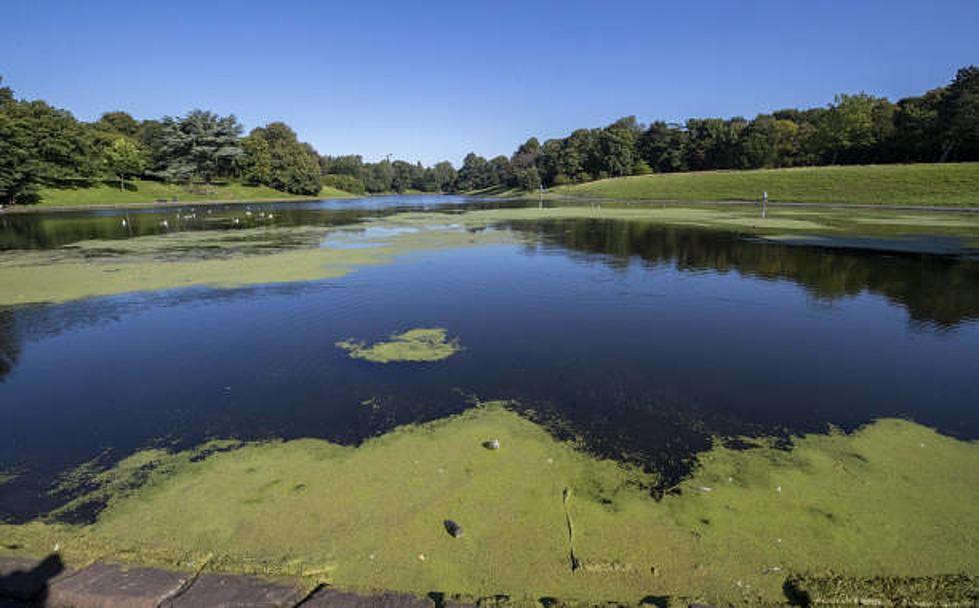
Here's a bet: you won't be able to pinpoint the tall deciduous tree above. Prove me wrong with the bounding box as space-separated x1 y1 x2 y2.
247 122 321 195
103 137 147 190
0 112 40 204
938 66 979 162
238 133 272 185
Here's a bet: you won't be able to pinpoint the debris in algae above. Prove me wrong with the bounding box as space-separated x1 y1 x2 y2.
562 487 581 572
482 439 500 450
689 485 713 493
443 519 464 538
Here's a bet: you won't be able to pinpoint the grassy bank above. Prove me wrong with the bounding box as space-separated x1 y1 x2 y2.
552 163 979 207
2 404 977 605
29 179 356 208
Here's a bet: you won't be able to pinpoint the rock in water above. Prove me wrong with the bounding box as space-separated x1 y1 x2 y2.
482 439 500 450
443 519 463 538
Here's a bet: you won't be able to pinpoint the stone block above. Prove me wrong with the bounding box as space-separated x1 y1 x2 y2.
163 572 303 607
302 587 432 608
46 562 188 608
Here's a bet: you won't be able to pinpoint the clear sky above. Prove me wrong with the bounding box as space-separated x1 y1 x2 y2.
3 0 977 166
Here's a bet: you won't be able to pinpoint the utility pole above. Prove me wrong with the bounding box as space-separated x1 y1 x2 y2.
762 191 768 219
539 183 544 209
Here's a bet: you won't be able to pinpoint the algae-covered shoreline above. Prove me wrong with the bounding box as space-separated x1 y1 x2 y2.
0 403 976 605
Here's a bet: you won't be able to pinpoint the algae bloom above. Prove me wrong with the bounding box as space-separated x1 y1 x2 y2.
336 328 463 363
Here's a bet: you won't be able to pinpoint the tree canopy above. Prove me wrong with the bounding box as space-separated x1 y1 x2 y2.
1 66 977 204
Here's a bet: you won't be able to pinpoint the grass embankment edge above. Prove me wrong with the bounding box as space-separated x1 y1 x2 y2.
550 163 979 207
0 179 359 213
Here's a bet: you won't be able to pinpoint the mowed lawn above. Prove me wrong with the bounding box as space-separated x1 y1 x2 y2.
558 163 979 207
34 179 355 207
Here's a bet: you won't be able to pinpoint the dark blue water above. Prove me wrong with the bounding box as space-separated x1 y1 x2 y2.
1 201 978 521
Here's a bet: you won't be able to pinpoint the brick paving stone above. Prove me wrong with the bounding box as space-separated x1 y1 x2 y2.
302 588 432 608
45 562 188 608
163 572 303 608
0 554 72 601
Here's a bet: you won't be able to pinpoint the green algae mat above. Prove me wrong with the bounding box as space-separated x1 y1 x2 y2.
2 404 977 606
337 328 463 363
1 204 977 307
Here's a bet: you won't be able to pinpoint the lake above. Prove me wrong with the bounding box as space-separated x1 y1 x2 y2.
1 195 978 523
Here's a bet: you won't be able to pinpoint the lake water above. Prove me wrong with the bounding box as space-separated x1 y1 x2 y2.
1 195 978 522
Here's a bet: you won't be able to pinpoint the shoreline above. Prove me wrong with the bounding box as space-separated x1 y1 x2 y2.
5 193 979 215
543 195 979 213
0 194 362 215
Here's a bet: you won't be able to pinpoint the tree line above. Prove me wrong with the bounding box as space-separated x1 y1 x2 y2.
1 66 977 204
455 66 979 192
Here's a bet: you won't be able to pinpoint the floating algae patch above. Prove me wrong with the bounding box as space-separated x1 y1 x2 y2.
336 328 463 363
0 223 515 306
381 204 979 243
0 467 21 485
1 408 977 605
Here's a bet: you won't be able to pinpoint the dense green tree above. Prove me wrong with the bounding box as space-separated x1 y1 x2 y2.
486 155 510 187
95 111 140 138
238 133 273 185
391 160 414 193
0 78 13 106
248 122 321 195
364 159 394 193
888 91 943 162
102 137 147 190
685 117 747 170
321 173 366 194
2 99 97 182
321 154 366 179
741 115 803 168
813 93 895 164
938 66 979 162
456 153 495 191
0 112 40 204
596 117 641 177
430 161 457 192
637 121 688 173
157 110 243 183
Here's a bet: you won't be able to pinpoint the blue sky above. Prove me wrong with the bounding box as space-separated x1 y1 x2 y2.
3 0 977 166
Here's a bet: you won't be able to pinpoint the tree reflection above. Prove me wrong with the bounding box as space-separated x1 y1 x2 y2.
513 219 979 327
0 309 20 382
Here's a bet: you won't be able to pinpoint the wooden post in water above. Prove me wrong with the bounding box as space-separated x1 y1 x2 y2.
762 191 768 219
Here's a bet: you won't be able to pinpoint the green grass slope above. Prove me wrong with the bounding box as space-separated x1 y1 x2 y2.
556 163 979 207
33 179 355 208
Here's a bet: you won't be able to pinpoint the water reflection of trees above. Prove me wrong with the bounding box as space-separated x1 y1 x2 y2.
0 310 20 382
514 219 979 327
0 209 378 250
0 199 523 251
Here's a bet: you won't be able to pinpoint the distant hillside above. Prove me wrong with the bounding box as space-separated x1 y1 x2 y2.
554 163 979 207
